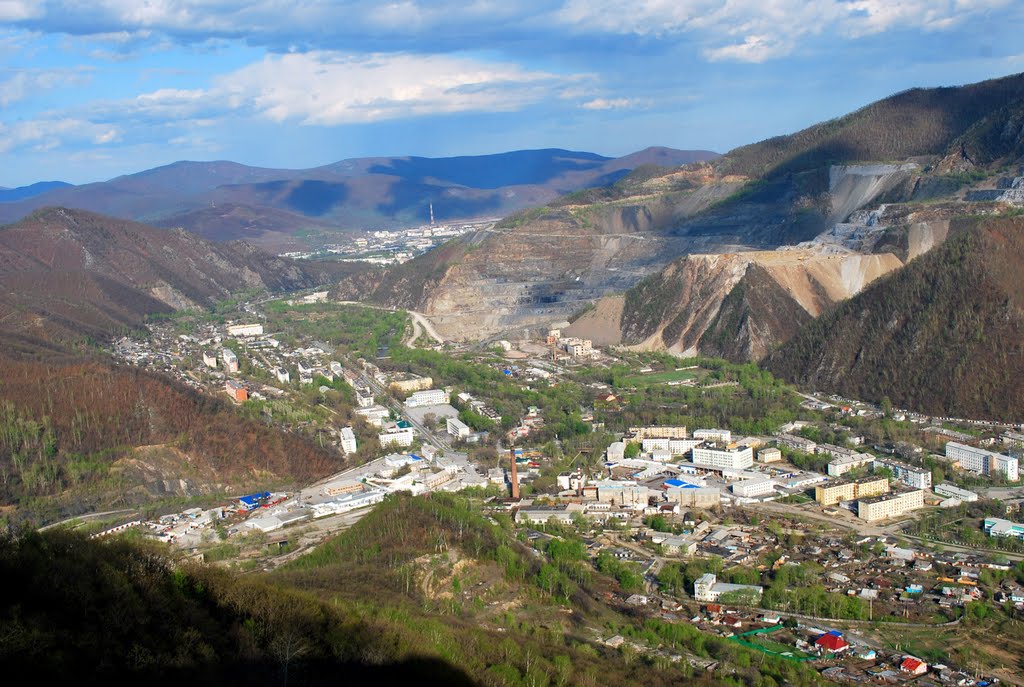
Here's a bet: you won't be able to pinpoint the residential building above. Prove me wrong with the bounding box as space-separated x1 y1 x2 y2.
352 388 374 408
340 426 357 455
692 444 753 470
629 426 688 441
857 489 925 522
1001 431 1024 449
757 447 782 463
404 388 450 407
776 433 817 454
202 351 218 369
876 458 932 489
731 477 776 498
515 505 576 525
329 361 344 376
661 536 696 556
946 441 1020 481
389 375 433 394
446 417 470 439
378 426 415 448
816 443 856 459
815 476 889 506
274 367 290 384
985 517 1024 540
355 405 390 428
693 573 763 603
933 483 978 502
827 452 876 476
694 428 731 443
227 323 263 337
221 348 238 373
224 380 247 403
815 631 850 654
900 658 928 676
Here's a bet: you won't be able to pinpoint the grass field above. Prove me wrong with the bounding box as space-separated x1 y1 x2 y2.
730 628 815 662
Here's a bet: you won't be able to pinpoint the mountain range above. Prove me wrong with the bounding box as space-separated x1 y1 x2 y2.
338 71 1024 418
0 147 717 252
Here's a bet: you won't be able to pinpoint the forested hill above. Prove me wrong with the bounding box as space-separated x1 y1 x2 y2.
0 207 350 349
767 214 1024 420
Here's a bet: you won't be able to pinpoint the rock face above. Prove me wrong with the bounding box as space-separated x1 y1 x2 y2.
584 250 904 360
767 215 1024 421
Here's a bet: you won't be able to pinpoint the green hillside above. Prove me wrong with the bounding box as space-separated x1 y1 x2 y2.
767 214 1024 420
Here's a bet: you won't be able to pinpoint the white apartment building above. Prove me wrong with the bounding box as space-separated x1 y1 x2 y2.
221 348 238 373
776 433 817 453
858 489 925 522
827 453 876 476
379 426 415 448
876 458 932 490
731 477 776 498
945 442 1019 481
694 428 732 443
933 483 978 502
642 437 702 455
202 351 218 369
340 426 357 455
446 417 471 439
356 389 375 408
274 367 290 384
404 388 450 407
692 444 753 470
630 426 688 440
757 448 782 463
693 573 763 603
355 405 390 427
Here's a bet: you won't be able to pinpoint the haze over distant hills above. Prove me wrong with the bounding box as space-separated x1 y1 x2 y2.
0 147 717 252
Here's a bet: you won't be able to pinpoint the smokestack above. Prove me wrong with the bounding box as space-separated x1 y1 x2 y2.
510 449 520 500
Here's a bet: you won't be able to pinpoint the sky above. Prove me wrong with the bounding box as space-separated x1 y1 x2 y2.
1 0 1024 187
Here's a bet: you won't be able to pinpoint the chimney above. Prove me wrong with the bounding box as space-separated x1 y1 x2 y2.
510 449 520 500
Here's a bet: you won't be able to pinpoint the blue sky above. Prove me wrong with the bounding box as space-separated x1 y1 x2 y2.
1 0 1023 187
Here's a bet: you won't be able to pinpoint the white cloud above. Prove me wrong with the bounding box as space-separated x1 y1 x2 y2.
559 0 1015 62
0 67 92 106
581 97 639 110
0 118 118 153
216 51 583 125
0 0 40 21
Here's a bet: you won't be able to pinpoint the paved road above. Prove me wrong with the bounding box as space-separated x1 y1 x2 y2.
39 508 137 531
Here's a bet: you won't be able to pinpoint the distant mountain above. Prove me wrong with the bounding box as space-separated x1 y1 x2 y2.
0 207 347 347
767 215 1024 421
0 148 719 251
340 73 1024 343
0 180 72 203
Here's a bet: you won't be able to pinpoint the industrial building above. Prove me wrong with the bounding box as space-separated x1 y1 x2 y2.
815 476 889 506
595 480 648 507
857 489 925 522
665 482 721 508
984 517 1024 540
227 323 263 337
945 442 1019 481
642 437 701 455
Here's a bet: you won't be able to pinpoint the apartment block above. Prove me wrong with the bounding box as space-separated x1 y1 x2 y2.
815 476 889 506
858 489 925 522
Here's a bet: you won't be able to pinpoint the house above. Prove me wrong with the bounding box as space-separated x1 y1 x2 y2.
815 631 850 653
224 379 247 403
900 657 927 675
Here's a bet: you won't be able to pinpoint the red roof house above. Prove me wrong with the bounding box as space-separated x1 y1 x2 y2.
900 657 927 675
815 631 850 653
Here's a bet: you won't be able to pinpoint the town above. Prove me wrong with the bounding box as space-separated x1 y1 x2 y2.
103 292 1024 685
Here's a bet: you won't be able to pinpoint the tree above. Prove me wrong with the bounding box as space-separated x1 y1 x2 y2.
623 442 641 459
